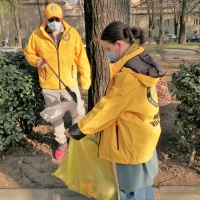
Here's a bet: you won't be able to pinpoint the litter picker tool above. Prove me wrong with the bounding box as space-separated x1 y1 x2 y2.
43 59 77 103
40 59 78 123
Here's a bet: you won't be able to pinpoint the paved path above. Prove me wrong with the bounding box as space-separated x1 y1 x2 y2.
165 48 198 59
1 186 200 200
153 48 198 62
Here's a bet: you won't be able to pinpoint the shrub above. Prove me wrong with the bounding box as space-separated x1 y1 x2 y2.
0 52 44 151
172 62 200 163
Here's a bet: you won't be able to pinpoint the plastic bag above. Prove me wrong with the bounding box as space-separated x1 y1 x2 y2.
40 101 77 123
52 136 117 200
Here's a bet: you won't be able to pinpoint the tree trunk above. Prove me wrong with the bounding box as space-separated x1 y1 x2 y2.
178 0 186 44
159 0 163 45
0 18 3 40
128 0 132 26
178 13 186 44
174 20 178 37
189 133 197 164
174 13 179 37
14 8 22 47
84 0 130 111
189 143 196 163
148 20 153 44
36 0 42 24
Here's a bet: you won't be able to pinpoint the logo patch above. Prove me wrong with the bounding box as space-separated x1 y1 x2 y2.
51 6 57 12
63 33 70 41
147 86 158 107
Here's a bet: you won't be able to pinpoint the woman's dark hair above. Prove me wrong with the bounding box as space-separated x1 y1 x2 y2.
101 21 146 45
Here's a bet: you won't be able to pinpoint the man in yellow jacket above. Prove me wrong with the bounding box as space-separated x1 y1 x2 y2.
24 3 91 159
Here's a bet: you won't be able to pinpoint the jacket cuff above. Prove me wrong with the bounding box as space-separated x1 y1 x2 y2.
68 123 86 140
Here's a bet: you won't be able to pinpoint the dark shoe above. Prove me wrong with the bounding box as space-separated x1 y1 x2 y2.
55 142 67 159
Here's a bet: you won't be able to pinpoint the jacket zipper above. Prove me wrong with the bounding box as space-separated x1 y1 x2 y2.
57 47 61 88
71 65 73 78
55 32 62 89
116 126 119 150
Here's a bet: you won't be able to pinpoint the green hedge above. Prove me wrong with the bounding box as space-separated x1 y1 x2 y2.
0 52 44 151
172 62 200 162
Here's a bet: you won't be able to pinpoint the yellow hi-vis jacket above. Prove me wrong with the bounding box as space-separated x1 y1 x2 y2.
77 47 163 164
24 21 91 90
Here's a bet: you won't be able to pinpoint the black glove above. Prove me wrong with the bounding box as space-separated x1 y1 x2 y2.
68 123 86 140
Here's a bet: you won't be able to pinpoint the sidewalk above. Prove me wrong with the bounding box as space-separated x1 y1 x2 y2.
0 186 200 200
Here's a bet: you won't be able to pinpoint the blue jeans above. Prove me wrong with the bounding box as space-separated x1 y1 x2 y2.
120 186 154 200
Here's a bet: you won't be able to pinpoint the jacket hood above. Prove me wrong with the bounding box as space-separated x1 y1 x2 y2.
124 51 166 87
109 48 165 88
129 70 159 87
125 51 166 78
109 47 144 81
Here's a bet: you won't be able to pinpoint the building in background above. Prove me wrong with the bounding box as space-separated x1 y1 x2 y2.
0 0 199 44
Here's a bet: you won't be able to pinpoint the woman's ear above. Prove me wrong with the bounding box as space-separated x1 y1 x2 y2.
115 41 123 56
116 40 122 48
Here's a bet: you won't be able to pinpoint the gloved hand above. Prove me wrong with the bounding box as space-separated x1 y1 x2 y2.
68 123 86 140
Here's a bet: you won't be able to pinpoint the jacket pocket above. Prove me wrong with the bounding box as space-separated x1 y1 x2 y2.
38 67 46 81
116 126 119 150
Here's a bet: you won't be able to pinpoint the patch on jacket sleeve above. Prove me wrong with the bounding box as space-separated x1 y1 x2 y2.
147 86 158 108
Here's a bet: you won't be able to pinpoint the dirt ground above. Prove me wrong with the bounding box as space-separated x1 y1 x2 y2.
0 52 200 189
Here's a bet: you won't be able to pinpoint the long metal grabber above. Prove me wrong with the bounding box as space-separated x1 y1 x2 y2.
43 59 77 103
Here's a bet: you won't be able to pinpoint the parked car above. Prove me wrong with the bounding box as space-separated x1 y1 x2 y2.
186 36 200 43
164 34 176 40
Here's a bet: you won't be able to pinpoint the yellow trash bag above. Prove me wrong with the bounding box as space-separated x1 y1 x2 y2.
52 136 117 200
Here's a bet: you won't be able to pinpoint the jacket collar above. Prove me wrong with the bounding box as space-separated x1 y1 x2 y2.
109 46 144 81
40 20 71 39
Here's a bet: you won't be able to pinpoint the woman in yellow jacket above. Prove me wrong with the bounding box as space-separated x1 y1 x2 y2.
24 3 91 160
67 21 166 200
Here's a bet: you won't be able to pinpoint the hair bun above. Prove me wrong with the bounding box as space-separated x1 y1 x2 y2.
131 27 146 45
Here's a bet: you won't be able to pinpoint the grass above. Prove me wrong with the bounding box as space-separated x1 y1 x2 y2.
163 43 200 52
144 43 200 55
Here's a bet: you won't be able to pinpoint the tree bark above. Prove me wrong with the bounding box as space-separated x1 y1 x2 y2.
178 12 186 44
148 19 154 44
84 0 130 111
36 0 42 24
0 18 3 40
14 9 22 47
189 134 197 164
178 0 187 44
174 16 178 37
145 1 156 44
159 0 163 45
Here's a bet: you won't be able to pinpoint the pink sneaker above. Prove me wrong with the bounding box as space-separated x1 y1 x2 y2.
55 142 67 159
